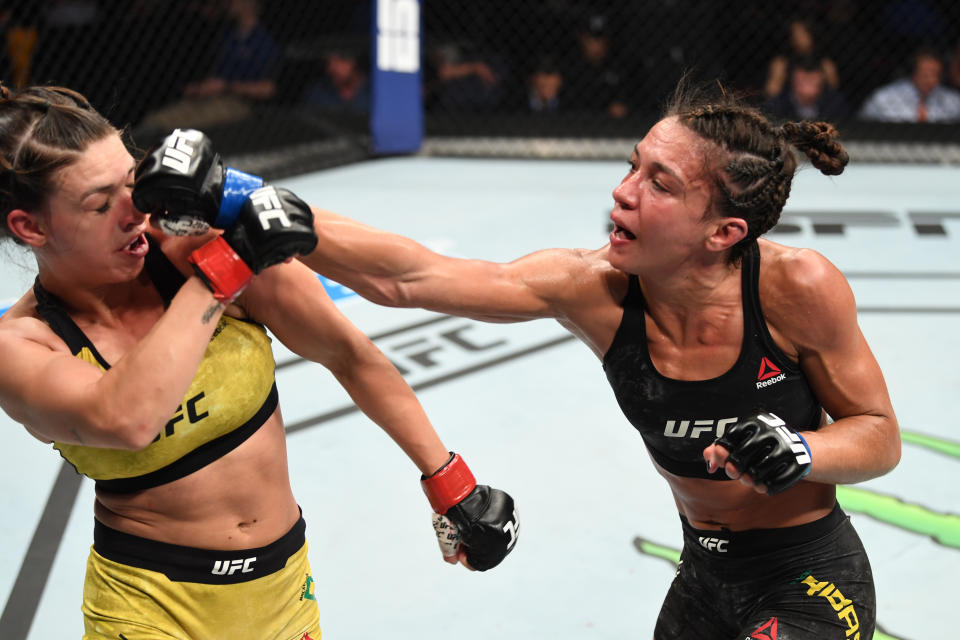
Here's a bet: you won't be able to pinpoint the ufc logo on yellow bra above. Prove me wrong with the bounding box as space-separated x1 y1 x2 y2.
212 557 257 576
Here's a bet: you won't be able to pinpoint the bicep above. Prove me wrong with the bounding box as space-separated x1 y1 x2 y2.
784 268 894 421
0 334 107 443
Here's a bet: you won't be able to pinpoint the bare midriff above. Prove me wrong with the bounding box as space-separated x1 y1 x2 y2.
93 409 301 550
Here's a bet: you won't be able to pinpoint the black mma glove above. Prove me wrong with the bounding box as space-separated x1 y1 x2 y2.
133 128 263 235
421 453 519 571
712 412 812 495
188 186 318 302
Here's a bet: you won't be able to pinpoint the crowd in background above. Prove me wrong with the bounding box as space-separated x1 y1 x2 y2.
3 0 960 143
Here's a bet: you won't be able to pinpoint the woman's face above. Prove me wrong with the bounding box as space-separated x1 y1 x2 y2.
38 133 148 282
608 117 717 275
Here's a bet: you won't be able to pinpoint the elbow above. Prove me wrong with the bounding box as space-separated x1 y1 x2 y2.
884 430 903 474
366 279 415 309
92 406 161 451
121 424 162 451
875 418 902 475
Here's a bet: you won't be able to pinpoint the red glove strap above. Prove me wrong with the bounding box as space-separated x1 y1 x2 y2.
188 236 254 302
421 453 477 514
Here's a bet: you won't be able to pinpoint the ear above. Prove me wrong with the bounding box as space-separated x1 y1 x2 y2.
6 209 48 247
705 217 748 253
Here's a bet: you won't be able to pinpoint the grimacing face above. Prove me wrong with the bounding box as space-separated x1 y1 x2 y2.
607 118 718 275
30 134 147 282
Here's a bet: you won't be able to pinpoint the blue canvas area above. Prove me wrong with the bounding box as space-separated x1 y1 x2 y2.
1 156 957 638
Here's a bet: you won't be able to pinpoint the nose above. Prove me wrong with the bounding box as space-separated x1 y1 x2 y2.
612 173 639 210
119 189 146 230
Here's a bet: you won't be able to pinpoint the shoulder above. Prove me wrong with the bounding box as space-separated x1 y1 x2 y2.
0 309 68 356
936 85 960 103
869 79 908 98
757 239 856 348
758 239 846 301
518 245 626 300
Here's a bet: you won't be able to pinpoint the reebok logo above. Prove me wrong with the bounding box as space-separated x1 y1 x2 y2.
747 617 777 640
756 357 785 389
212 556 257 576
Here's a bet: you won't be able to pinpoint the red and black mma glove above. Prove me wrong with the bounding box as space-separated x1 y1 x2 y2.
188 186 318 302
133 128 263 235
421 452 520 571
712 412 812 495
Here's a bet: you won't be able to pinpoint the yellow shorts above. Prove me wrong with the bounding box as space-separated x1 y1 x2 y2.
81 516 321 640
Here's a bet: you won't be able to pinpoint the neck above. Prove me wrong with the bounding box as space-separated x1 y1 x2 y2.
36 267 153 326
640 255 742 312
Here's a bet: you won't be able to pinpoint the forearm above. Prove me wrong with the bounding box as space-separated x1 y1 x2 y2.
304 209 427 306
802 415 901 485
91 277 226 447
329 349 450 475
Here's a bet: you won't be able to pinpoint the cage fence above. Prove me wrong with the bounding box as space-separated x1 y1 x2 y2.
2 0 959 177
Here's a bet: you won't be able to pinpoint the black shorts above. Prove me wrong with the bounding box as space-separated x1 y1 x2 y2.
655 503 875 640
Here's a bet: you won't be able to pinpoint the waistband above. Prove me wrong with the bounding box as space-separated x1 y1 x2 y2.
93 515 306 585
680 502 845 558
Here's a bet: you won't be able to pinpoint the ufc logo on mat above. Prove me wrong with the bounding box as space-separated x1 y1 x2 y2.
160 129 203 174
250 186 292 230
211 556 257 576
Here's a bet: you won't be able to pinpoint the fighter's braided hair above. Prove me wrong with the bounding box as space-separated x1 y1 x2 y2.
0 83 116 245
665 86 848 264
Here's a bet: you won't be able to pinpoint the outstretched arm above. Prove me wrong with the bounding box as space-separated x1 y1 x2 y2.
243 258 451 473
304 207 586 323
242 259 520 570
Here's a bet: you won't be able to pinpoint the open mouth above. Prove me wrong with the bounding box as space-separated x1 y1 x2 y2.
612 224 636 240
120 232 148 256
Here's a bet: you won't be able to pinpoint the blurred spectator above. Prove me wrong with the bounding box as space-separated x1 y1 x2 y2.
859 47 960 123
526 56 564 113
139 0 279 131
948 39 960 91
425 41 503 112
301 46 370 112
764 56 849 122
2 7 38 88
563 13 628 118
764 18 839 100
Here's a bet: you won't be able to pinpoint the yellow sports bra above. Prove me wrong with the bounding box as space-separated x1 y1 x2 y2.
36 235 278 493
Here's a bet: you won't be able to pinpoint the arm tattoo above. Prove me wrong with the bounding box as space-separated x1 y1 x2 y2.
201 301 223 324
70 428 84 444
